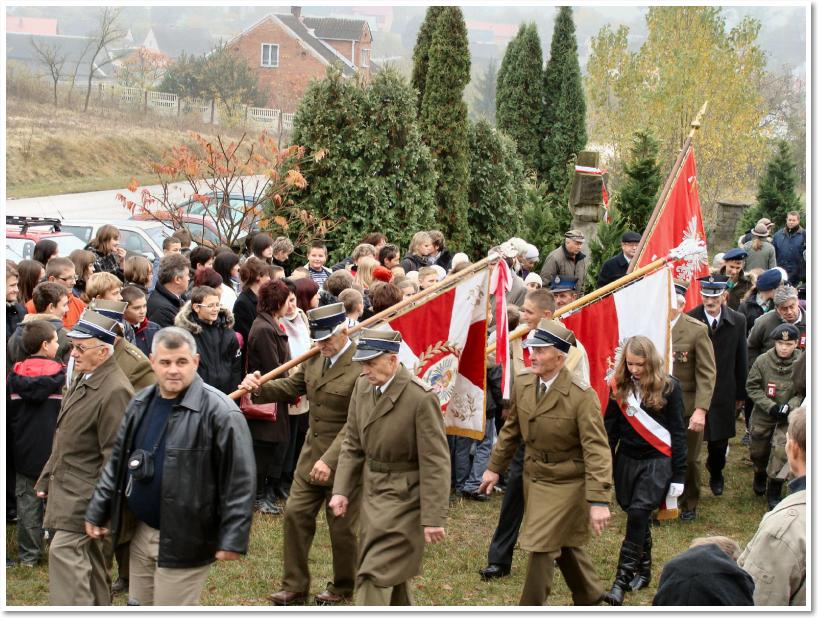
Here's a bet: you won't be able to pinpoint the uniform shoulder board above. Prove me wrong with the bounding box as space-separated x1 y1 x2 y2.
410 375 433 392
124 341 146 359
570 375 591 391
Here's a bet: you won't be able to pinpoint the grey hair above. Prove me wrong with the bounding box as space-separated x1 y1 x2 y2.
151 326 198 355
773 284 798 307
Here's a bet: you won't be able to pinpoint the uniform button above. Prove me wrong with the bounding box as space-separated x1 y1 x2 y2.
314 433 319 437
50 475 54 480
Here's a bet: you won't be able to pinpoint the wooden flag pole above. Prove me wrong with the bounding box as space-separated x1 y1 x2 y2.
228 253 500 400
628 101 708 272
485 254 671 356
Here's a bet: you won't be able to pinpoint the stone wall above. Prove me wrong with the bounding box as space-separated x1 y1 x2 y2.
711 200 749 253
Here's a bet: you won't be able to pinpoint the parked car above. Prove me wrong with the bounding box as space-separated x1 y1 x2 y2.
6 216 88 262
59 219 170 262
130 213 228 249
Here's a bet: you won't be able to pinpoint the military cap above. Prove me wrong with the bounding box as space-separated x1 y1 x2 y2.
308 302 347 341
698 275 729 297
352 327 402 362
523 318 572 353
674 279 691 297
621 231 641 243
769 323 799 342
564 229 585 242
722 248 748 262
550 275 578 293
756 268 782 292
66 309 120 345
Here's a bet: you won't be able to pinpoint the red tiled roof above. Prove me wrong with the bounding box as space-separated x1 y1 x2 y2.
6 15 58 36
465 20 518 39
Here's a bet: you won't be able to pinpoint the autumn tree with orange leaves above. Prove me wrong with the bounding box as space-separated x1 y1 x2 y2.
116 47 170 90
117 131 338 251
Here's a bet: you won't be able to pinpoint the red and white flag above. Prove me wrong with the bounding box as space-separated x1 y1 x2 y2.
388 268 490 440
633 147 709 310
562 268 676 410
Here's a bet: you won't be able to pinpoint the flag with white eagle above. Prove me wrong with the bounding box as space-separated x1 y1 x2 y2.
387 268 489 440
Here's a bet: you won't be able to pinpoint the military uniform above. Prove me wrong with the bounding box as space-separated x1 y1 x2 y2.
746 347 802 494
671 312 716 513
747 309 806 368
257 309 362 604
487 323 612 606
333 342 450 606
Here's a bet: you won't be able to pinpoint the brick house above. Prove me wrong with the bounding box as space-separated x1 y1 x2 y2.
226 6 372 111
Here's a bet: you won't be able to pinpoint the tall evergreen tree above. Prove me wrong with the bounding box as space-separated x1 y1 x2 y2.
541 7 587 194
495 23 544 174
616 129 663 231
736 140 802 236
420 7 472 248
467 119 527 257
410 6 444 115
470 58 498 125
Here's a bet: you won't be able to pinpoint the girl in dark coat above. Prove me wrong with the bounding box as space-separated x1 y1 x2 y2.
246 279 293 514
603 336 687 606
400 231 435 274
232 257 272 349
85 224 126 281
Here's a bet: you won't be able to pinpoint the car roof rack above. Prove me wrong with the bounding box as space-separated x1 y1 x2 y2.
6 215 62 234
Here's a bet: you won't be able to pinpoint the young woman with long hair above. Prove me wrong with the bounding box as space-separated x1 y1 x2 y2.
602 336 687 606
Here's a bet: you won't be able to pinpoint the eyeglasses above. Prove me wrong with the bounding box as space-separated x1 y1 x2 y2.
195 303 220 309
71 343 107 354
57 274 79 283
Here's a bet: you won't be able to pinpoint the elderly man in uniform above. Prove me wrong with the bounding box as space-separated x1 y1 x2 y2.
670 281 717 522
479 320 612 606
596 231 641 288
687 276 747 498
329 328 450 606
747 285 806 365
549 275 580 310
239 303 362 606
34 312 134 605
540 231 588 297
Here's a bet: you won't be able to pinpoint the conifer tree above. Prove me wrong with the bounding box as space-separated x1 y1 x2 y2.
470 58 498 124
495 23 544 174
410 6 444 115
617 129 662 232
736 140 802 236
542 7 587 194
420 7 472 248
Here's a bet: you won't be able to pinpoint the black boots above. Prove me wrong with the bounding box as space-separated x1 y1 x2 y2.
628 527 652 592
753 472 767 496
766 478 783 511
604 540 643 606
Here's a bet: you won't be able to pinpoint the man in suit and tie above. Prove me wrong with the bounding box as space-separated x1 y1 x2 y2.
240 303 363 606
687 276 747 498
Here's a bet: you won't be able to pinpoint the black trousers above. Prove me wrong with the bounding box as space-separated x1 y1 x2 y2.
487 443 525 567
706 438 729 477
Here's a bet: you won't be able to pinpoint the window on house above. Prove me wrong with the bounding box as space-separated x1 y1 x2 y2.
261 43 279 67
360 48 370 68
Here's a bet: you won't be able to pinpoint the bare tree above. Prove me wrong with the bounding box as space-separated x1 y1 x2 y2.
83 7 127 112
66 39 93 107
30 36 67 105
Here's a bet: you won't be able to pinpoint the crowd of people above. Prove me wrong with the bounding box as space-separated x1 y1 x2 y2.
4 214 806 607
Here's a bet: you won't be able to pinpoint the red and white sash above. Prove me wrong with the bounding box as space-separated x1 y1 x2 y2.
616 389 672 457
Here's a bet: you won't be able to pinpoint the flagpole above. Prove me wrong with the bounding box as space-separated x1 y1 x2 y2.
628 101 708 272
485 255 671 355
229 253 500 400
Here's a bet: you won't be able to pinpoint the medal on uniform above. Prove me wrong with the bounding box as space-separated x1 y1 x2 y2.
674 351 688 363
800 335 806 348
766 382 777 398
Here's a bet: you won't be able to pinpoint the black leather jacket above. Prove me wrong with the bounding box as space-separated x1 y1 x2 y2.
85 374 256 568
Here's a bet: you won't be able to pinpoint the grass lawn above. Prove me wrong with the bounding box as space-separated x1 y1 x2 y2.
5 420 766 607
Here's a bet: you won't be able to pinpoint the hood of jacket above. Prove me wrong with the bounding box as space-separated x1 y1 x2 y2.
174 300 235 335
21 312 63 330
8 357 66 401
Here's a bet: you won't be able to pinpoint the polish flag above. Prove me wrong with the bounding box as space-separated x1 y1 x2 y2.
388 268 489 440
561 268 676 410
633 147 709 310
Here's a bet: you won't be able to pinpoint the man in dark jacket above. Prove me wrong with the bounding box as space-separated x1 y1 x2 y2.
147 254 190 328
6 261 27 340
85 326 255 606
739 268 781 334
718 248 752 311
772 211 805 285
687 276 747 497
596 231 640 288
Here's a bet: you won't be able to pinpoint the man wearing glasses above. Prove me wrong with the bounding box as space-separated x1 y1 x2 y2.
24 257 87 330
34 310 134 605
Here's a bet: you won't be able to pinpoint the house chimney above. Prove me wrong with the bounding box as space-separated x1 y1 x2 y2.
291 6 302 20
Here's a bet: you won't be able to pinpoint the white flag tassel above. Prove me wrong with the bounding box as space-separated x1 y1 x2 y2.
490 251 513 400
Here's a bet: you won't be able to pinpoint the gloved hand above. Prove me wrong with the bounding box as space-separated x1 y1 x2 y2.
667 483 684 498
769 403 791 420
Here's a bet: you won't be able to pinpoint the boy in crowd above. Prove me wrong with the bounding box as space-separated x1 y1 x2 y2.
305 242 332 288
122 286 160 358
7 320 66 566
417 266 439 290
338 288 364 328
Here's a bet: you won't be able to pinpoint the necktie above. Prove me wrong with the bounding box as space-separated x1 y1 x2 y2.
375 386 382 401
322 357 330 374
537 382 546 399
711 318 718 333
